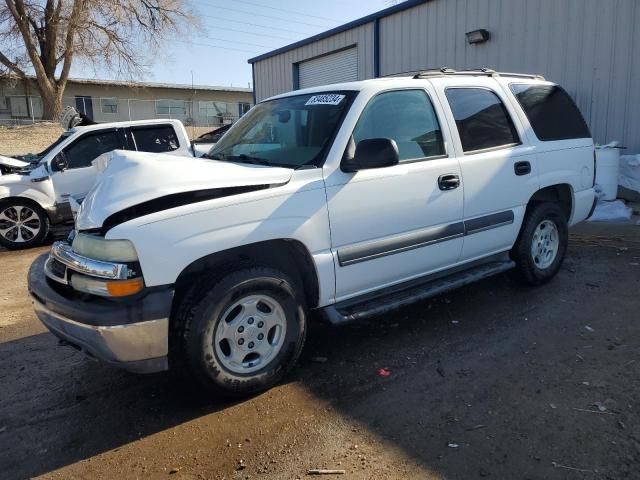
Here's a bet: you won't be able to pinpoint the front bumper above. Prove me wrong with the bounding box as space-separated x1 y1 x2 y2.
28 254 173 373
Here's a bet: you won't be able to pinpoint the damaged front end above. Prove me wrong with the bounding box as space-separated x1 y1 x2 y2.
28 149 294 372
0 155 31 176
76 150 294 231
28 230 173 373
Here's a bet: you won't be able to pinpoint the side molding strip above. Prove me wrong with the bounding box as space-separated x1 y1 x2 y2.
338 223 465 266
464 210 515 235
337 210 515 266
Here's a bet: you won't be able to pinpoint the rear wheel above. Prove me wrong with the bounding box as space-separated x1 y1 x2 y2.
179 267 307 397
511 202 568 285
0 199 50 249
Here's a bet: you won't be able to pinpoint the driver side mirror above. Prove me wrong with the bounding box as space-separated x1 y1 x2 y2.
53 153 68 172
342 138 399 172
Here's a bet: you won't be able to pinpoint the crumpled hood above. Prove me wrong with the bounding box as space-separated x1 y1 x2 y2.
0 164 48 187
77 150 294 230
0 155 30 176
0 154 29 169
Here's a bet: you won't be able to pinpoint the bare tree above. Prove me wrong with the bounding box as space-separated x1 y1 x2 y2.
0 0 194 119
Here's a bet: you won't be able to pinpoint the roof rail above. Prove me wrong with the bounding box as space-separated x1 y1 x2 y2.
408 67 545 81
495 71 546 80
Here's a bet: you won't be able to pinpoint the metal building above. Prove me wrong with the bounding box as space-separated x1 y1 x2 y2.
248 0 640 153
0 76 253 127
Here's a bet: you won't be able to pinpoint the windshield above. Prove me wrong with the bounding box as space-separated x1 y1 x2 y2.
36 132 72 163
207 91 356 168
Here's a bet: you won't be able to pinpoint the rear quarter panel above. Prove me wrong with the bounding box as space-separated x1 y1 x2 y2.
495 78 595 225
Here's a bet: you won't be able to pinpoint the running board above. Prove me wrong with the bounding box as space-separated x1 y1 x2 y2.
322 260 516 325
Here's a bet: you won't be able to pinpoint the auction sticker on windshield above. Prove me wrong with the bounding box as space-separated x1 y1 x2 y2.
305 94 345 106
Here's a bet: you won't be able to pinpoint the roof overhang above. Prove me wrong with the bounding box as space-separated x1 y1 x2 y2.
0 74 252 94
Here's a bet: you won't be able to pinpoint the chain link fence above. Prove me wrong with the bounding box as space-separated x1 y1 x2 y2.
0 94 252 131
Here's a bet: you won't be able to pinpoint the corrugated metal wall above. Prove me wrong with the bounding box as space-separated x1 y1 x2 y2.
253 23 374 101
253 0 639 152
379 0 640 152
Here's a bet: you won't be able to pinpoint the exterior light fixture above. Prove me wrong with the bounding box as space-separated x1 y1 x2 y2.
466 29 491 44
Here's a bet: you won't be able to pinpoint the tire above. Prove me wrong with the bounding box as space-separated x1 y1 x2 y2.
0 199 50 250
178 267 307 398
511 202 568 285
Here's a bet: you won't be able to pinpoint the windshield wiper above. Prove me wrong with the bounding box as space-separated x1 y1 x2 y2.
226 154 271 166
206 152 292 168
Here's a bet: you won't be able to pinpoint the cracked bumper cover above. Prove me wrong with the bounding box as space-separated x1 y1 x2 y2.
28 254 173 373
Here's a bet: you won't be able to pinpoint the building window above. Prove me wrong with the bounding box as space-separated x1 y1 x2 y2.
100 97 118 114
199 100 230 117
156 99 186 116
239 102 251 117
8 96 29 117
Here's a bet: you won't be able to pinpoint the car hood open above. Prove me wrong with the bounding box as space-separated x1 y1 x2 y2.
77 150 294 230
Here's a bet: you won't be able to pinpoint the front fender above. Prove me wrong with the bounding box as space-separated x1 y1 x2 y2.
0 178 56 212
106 172 336 305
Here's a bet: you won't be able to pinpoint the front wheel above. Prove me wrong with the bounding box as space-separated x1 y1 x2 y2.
511 202 568 285
180 267 307 397
0 200 50 249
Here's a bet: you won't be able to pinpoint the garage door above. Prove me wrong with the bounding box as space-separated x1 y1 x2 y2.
298 48 358 89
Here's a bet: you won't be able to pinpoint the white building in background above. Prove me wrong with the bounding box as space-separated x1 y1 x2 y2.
0 76 253 127
249 0 640 153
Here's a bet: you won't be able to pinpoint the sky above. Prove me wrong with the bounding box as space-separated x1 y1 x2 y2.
72 0 395 88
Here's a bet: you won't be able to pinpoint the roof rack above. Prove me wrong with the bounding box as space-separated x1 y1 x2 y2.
410 67 545 81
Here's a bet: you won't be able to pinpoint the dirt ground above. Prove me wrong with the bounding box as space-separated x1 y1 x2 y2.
0 123 64 156
0 123 214 157
1 220 639 480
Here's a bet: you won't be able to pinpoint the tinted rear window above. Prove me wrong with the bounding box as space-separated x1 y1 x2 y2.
131 125 180 153
446 88 520 153
509 84 591 141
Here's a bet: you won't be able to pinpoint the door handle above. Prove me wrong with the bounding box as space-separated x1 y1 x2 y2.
514 161 531 176
438 174 460 191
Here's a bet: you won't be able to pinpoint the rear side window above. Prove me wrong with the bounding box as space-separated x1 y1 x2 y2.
446 88 520 153
510 84 591 141
353 89 445 161
131 125 180 153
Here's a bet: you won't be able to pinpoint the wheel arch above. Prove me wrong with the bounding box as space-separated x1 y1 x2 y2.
0 192 55 222
526 184 573 222
173 238 321 311
0 195 49 216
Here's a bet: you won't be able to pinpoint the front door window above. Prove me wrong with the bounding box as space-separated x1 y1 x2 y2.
58 130 122 170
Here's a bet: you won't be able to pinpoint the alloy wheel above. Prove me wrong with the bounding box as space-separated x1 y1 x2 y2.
0 205 41 244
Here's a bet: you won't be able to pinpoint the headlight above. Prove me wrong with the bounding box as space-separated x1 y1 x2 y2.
72 233 138 262
71 275 144 297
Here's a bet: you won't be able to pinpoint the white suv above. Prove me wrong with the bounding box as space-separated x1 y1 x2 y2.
0 119 206 249
29 69 597 397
